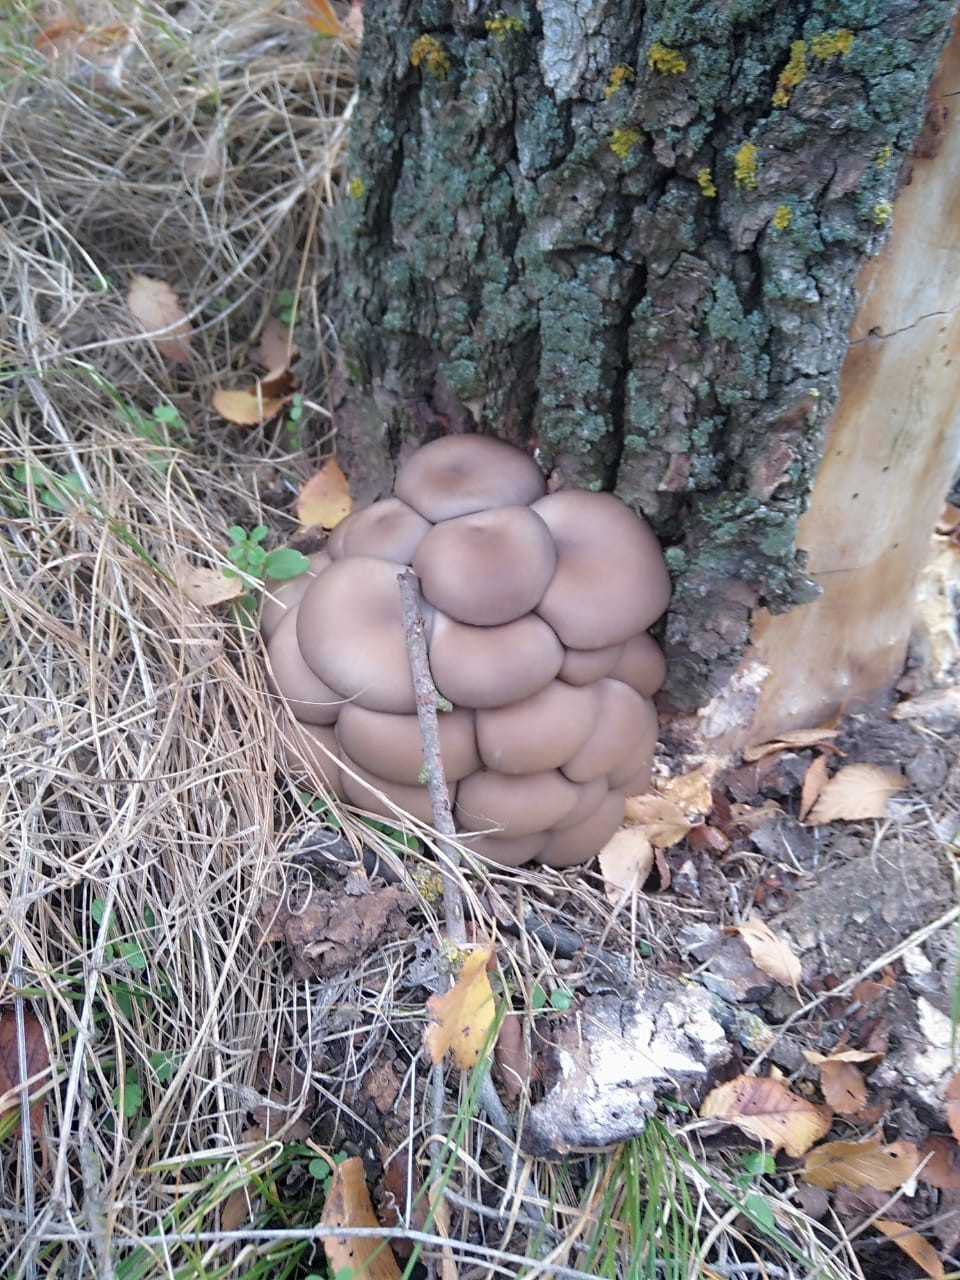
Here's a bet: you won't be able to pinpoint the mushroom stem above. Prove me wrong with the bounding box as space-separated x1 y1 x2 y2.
397 568 467 945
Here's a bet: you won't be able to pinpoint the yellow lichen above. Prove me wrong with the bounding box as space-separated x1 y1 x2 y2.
604 63 635 99
347 176 365 199
646 42 687 75
809 28 855 59
696 167 717 198
771 204 792 231
610 127 642 158
733 141 759 191
484 13 523 41
876 144 892 169
772 39 807 107
410 34 450 77
872 201 893 226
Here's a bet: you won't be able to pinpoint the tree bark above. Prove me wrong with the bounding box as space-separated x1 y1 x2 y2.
336 0 958 726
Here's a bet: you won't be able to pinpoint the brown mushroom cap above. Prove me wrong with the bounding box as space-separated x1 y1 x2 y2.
550 776 609 831
260 551 330 642
562 679 659 783
475 680 597 774
413 506 556 626
295 556 419 713
266 610 344 725
532 491 671 648
327 498 431 565
608 632 667 698
338 749 455 826
456 770 579 837
537 790 626 868
336 703 479 785
558 643 624 686
394 435 546 522
278 718 342 793
462 831 548 867
429 612 564 709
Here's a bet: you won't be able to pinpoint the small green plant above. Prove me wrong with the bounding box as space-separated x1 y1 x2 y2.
531 982 574 1012
732 1149 777 1233
285 392 305 449
275 287 297 325
224 524 309 631
1 461 84 516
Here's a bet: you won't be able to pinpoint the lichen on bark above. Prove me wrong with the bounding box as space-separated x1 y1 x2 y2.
338 0 956 707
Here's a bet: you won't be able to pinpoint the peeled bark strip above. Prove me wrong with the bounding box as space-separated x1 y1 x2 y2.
339 1 956 713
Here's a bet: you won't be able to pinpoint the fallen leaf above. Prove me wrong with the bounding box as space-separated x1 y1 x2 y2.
378 1145 427 1257
946 1073 960 1142
656 766 714 817
743 728 839 762
174 561 244 607
178 131 225 182
212 388 290 426
320 1155 402 1280
494 1011 528 1102
700 1075 832 1157
875 1220 945 1279
296 460 353 530
598 826 654 900
251 319 297 371
729 799 782 830
819 1060 868 1114
35 15 83 56
919 1135 960 1190
849 968 896 1008
220 1187 251 1231
425 948 497 1070
799 753 829 821
687 823 730 854
623 795 691 847
731 918 802 996
802 1137 919 1191
0 1006 47 1142
257 366 299 399
804 764 907 825
304 0 344 36
126 275 193 364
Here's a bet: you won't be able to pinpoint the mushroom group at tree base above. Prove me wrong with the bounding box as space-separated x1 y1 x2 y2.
264 436 671 869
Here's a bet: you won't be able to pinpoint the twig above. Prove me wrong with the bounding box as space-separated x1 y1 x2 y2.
397 568 466 946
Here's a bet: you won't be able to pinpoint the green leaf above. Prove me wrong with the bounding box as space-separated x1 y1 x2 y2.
744 1192 776 1233
264 547 310 580
531 984 547 1011
228 525 247 544
91 899 109 927
308 1157 331 1183
226 545 247 567
250 525 269 543
246 545 267 571
113 1078 143 1118
549 987 574 1011
153 404 179 424
118 940 148 971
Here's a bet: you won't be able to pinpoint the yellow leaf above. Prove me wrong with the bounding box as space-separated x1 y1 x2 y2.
126 274 193 363
732 918 802 996
655 765 714 817
212 388 289 426
804 763 907 825
304 0 344 36
319 1156 402 1280
875 1221 945 1278
174 561 245 607
598 826 654 900
623 794 691 847
296 460 353 530
700 1074 832 1157
425 948 496 1069
803 1137 919 1190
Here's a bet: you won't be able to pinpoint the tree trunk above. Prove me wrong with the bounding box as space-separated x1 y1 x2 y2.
336 0 959 741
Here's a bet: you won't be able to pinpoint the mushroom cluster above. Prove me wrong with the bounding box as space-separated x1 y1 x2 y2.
262 436 671 869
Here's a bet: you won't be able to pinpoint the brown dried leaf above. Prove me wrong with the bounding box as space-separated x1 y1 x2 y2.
743 728 839 762
919 1135 960 1190
729 799 782 830
875 1220 945 1279
623 795 691 847
425 948 497 1070
126 274 193 363
687 823 730 854
803 1137 919 1191
220 1187 251 1231
799 754 829 821
296 460 353 530
804 764 907 825
320 1155 402 1280
212 388 290 426
494 1011 528 1102
0 1006 47 1141
174 561 244 607
732 918 802 996
598 827 654 900
819 1060 868 1114
700 1075 832 1157
946 1073 960 1142
656 766 714 817
257 366 299 399
251 319 297 371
